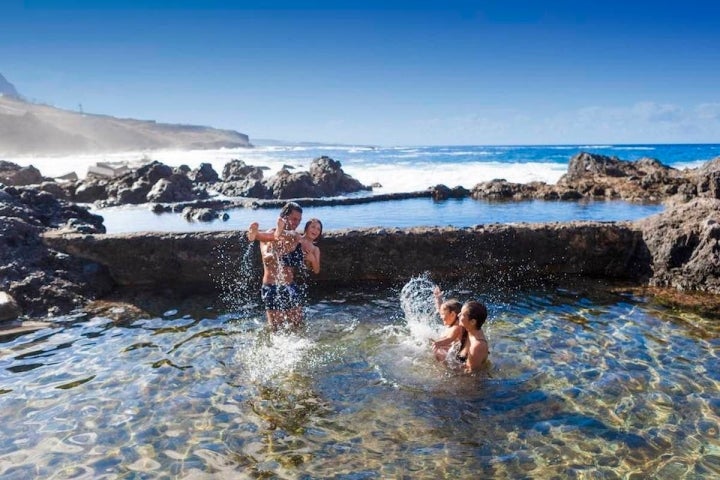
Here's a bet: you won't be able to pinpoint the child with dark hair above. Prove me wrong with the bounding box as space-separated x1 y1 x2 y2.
430 286 464 362
456 300 489 373
274 217 322 274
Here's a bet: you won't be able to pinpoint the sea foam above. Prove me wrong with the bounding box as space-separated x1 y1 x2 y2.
6 143 718 195
4 146 567 194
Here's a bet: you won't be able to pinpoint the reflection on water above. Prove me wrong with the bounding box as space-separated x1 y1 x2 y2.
1 279 719 478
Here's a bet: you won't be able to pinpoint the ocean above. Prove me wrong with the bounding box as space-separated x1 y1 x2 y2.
6 143 720 232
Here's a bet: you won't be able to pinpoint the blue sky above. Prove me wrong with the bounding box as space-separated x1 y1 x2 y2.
2 0 720 145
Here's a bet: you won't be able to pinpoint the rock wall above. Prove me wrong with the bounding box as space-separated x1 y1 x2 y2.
42 222 650 294
638 198 720 293
1 184 111 317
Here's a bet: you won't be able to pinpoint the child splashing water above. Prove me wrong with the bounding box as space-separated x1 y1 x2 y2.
431 284 490 373
430 286 464 361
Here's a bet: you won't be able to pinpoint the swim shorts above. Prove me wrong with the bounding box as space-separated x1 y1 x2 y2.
261 283 302 310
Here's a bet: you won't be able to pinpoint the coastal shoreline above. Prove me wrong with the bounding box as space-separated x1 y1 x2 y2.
3 149 720 322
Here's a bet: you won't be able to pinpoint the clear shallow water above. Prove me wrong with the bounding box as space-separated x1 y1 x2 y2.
94 197 664 234
1 277 718 478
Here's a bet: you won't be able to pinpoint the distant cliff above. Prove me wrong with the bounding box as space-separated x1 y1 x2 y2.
0 95 251 155
0 73 20 98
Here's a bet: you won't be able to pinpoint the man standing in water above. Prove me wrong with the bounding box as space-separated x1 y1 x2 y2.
247 202 305 331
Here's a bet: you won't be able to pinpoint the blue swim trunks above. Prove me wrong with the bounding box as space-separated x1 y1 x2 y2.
261 283 302 310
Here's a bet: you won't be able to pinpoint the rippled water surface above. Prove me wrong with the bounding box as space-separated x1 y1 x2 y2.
1 278 719 478
94 197 664 234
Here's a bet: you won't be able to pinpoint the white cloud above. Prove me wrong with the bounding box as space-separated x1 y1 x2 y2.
631 102 684 123
423 101 720 144
696 103 720 121
309 101 720 145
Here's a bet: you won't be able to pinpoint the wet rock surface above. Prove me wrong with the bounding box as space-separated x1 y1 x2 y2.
638 198 720 294
0 183 112 317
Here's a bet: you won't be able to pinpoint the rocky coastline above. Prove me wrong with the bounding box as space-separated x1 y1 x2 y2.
2 151 720 326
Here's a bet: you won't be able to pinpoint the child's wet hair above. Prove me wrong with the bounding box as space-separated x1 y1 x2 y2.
464 300 488 327
442 298 462 315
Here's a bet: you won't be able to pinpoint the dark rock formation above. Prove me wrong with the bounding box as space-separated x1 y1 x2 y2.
222 159 266 182
0 160 45 186
264 168 316 199
638 198 720 294
430 184 469 200
190 163 220 183
181 206 229 222
0 184 112 316
307 156 370 197
469 152 693 203
261 156 371 199
556 153 686 202
218 178 271 198
65 156 371 206
146 173 196 203
689 157 720 200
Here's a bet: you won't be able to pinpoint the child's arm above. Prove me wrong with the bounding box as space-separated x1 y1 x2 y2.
432 325 462 348
247 222 259 241
274 216 286 240
433 286 443 313
301 240 321 274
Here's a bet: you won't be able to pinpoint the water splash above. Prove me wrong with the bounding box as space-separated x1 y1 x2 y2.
233 329 316 385
212 238 261 313
399 273 444 343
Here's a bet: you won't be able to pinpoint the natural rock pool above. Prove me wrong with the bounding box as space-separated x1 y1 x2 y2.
1 277 718 478
92 197 664 234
